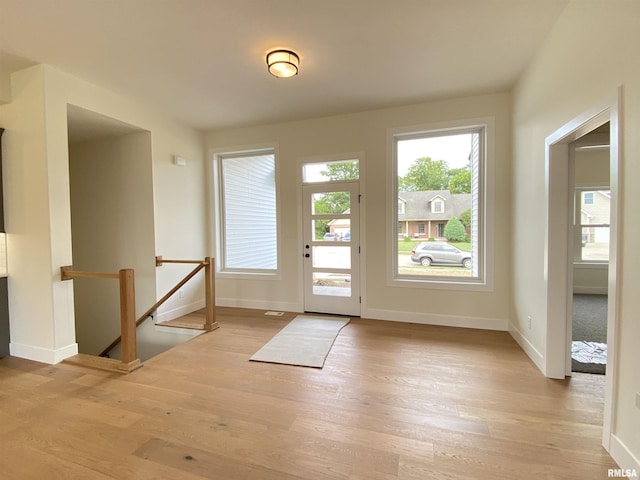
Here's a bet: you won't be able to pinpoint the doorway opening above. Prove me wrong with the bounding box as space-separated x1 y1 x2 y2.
545 94 620 451
569 124 610 375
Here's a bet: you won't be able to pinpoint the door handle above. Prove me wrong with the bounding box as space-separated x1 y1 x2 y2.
305 253 310 258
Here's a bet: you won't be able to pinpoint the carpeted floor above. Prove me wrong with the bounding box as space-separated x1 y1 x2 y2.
572 294 607 374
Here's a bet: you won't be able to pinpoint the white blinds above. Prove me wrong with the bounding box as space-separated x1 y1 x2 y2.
470 132 480 278
221 151 277 271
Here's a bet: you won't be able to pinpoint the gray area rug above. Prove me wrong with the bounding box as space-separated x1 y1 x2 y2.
250 315 350 368
572 294 607 375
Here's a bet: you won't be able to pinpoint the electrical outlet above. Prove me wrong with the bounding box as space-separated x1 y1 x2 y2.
527 315 532 330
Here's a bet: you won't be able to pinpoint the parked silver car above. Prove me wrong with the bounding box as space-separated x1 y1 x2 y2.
410 242 472 268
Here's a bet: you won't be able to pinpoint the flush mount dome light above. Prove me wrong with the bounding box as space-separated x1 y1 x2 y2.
266 49 300 78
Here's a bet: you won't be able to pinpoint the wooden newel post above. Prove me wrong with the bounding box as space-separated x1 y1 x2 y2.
118 268 139 367
204 257 219 331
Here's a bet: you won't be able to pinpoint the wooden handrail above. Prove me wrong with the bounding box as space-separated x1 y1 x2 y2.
60 265 141 373
156 256 207 266
99 256 218 357
61 265 119 280
136 262 205 327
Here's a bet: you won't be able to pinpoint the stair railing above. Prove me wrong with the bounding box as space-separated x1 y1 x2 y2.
98 256 218 357
60 265 141 372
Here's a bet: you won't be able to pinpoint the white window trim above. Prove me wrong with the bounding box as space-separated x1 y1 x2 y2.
210 143 282 280
386 117 495 292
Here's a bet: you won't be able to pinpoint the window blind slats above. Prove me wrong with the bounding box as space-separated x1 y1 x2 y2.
221 152 277 271
470 133 480 277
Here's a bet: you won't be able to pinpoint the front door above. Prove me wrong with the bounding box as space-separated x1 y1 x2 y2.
302 182 360 316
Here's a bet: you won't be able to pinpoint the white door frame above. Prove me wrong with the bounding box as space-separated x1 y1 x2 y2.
296 153 365 317
544 89 620 451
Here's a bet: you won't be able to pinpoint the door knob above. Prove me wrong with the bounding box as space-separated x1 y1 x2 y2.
305 253 310 258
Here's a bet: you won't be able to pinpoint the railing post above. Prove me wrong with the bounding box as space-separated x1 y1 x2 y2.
204 257 219 331
119 268 139 366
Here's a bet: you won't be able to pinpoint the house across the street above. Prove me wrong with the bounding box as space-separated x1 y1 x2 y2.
397 190 471 240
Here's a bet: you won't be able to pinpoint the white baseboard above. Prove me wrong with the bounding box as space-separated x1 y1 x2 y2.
610 434 640 477
156 300 206 323
9 342 78 364
217 296 302 313
364 308 508 331
507 323 545 373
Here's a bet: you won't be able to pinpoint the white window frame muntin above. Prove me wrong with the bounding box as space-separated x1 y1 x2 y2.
211 143 282 279
387 117 495 291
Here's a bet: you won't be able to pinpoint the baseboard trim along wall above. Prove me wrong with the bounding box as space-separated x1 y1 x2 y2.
217 297 302 314
507 323 545 373
156 299 206 323
9 341 78 364
610 434 640 478
363 308 508 330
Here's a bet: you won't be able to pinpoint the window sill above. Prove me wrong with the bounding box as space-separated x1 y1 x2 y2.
389 276 492 292
217 270 281 281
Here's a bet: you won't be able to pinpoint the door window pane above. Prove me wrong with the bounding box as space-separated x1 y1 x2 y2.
303 160 359 183
312 246 351 269
311 192 351 215
312 272 351 297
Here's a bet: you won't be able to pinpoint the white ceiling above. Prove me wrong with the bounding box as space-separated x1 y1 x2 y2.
0 0 568 133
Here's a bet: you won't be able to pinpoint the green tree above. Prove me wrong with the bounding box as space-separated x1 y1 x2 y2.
313 162 357 238
459 208 471 230
320 161 359 181
312 191 351 239
398 157 449 192
444 216 466 242
447 167 471 194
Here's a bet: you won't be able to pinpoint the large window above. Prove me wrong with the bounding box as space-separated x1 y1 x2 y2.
216 148 278 274
391 125 486 286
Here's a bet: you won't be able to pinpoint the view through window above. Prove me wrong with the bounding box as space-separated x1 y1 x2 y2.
394 128 484 282
574 189 610 263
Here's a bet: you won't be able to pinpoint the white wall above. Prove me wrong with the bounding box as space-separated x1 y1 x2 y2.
0 64 207 363
206 92 512 329
69 132 156 356
511 0 640 468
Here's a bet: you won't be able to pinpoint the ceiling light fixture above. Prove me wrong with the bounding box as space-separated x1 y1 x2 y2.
266 49 300 78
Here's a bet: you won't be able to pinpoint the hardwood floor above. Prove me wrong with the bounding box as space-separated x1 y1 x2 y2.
0 307 617 479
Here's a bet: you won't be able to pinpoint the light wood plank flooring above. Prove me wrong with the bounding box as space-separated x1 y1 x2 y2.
0 307 617 479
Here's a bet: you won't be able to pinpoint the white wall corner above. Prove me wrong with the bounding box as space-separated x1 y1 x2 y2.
9 342 78 364
156 299 206 324
610 434 640 477
507 322 545 374
364 308 508 331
